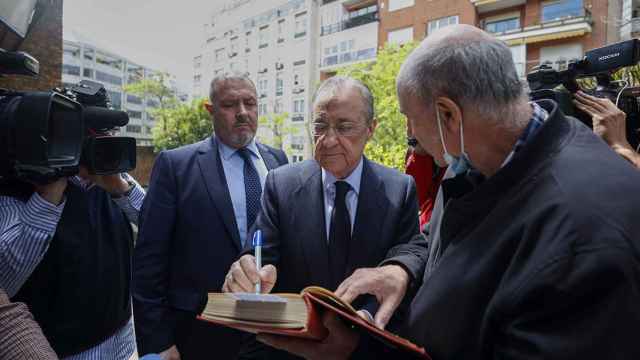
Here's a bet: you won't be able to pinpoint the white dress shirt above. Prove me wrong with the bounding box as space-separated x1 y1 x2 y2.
321 157 364 240
218 138 269 246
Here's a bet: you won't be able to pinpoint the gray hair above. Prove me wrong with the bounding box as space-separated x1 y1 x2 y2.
397 31 527 123
313 76 375 124
209 71 256 102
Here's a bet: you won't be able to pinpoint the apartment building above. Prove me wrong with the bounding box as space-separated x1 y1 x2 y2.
378 0 621 77
62 31 176 146
194 0 318 162
318 0 380 81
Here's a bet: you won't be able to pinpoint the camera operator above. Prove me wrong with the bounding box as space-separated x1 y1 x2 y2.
573 91 640 168
0 163 145 359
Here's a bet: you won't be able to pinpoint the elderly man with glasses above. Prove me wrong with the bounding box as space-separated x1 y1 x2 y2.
222 76 428 360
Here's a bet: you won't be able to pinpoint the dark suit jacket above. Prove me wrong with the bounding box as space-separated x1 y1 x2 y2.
248 157 425 302
132 136 288 355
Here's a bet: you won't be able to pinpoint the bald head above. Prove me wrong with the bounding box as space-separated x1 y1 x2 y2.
397 24 525 122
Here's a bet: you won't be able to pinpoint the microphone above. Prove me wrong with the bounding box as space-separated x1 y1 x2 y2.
83 106 129 129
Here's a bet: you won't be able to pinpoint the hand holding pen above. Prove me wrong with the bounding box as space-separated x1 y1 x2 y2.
222 230 278 294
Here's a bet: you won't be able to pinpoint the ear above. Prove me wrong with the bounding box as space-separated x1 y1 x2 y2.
204 102 214 114
366 119 377 141
435 97 462 134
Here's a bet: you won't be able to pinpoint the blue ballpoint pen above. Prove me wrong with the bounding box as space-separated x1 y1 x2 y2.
253 230 262 294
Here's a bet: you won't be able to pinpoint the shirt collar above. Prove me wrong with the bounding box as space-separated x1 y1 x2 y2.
321 157 364 196
218 137 261 161
501 102 548 168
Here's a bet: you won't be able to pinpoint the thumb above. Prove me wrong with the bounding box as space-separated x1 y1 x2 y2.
259 264 277 293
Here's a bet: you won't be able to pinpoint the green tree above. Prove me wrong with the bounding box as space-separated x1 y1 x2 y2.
258 112 299 152
123 72 178 131
336 42 418 171
151 98 212 152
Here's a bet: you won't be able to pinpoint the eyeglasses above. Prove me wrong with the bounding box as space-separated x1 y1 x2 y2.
312 121 365 137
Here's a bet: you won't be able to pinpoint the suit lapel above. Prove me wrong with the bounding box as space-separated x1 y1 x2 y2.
197 137 243 252
348 158 387 275
257 143 280 170
297 162 332 288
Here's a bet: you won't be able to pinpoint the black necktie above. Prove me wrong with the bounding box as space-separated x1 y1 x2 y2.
238 148 262 243
329 181 351 290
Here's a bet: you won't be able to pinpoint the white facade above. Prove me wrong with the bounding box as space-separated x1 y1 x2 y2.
318 0 379 74
193 0 381 162
621 0 640 40
62 32 175 147
194 0 318 162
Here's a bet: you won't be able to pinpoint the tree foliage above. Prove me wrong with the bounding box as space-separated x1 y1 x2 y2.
258 112 299 152
336 42 418 171
151 98 212 151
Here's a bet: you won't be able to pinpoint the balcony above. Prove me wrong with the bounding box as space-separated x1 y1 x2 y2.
632 18 640 38
321 11 379 36
494 9 592 46
470 0 526 14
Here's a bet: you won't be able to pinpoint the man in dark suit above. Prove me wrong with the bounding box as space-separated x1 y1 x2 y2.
133 72 288 359
223 76 427 358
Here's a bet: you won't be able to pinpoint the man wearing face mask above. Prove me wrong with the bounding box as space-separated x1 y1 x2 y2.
223 76 427 359
132 73 288 360
257 25 640 360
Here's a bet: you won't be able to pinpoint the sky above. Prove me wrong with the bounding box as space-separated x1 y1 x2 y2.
63 0 225 92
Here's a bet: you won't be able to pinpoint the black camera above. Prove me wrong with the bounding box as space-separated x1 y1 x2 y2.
0 49 136 183
527 39 640 149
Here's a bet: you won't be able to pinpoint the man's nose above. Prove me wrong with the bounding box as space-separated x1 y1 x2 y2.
237 102 248 116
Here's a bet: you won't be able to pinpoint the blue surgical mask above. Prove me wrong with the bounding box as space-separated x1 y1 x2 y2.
435 107 472 175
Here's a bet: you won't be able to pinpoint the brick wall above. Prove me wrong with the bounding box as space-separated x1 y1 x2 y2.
128 146 157 187
378 0 477 47
0 0 63 91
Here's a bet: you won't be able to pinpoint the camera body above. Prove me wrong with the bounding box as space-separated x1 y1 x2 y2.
0 49 136 183
527 39 640 149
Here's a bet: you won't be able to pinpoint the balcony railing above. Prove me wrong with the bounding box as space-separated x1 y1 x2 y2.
321 11 379 36
491 8 592 45
470 0 526 14
631 17 640 36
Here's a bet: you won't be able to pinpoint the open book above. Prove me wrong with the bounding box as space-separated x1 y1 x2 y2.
198 286 431 359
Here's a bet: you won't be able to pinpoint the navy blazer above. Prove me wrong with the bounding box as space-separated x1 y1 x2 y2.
132 136 287 354
248 158 425 299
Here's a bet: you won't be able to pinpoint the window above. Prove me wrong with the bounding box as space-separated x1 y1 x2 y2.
258 78 268 93
293 99 305 113
83 48 95 61
323 55 338 66
127 65 143 84
542 0 583 22
83 68 94 78
484 16 520 33
428 15 459 35
230 62 237 71
540 43 583 71
277 19 285 37
294 12 307 38
230 37 239 56
107 90 122 110
62 64 80 76
63 44 80 59
291 136 305 151
125 125 142 133
245 31 252 48
127 94 143 105
194 74 202 85
275 100 283 113
95 52 123 71
127 110 142 119
388 0 415 12
215 48 225 62
276 73 284 96
194 55 202 68
388 26 413 45
147 99 159 108
95 70 122 85
259 26 269 48
258 103 268 116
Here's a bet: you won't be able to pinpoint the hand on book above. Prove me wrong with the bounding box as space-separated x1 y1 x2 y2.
336 265 410 329
257 311 360 360
222 254 277 293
